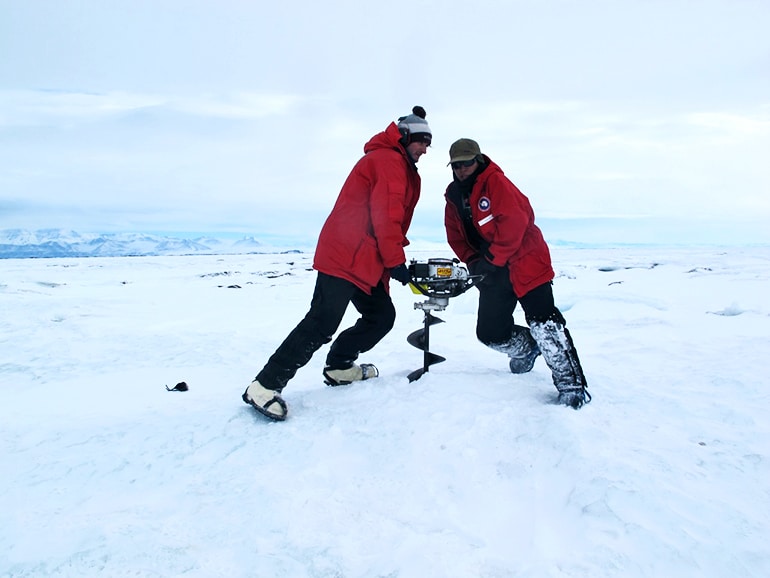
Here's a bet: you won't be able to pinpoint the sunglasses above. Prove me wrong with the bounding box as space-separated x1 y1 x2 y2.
451 159 476 170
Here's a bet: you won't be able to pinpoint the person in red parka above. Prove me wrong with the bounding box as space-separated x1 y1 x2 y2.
242 106 431 421
444 138 590 409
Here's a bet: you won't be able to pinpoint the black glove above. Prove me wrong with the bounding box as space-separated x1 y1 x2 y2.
390 263 411 285
468 257 503 284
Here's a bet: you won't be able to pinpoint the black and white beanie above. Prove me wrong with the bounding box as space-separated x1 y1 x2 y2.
397 106 432 145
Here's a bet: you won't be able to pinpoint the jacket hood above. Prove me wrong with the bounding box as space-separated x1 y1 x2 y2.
474 155 503 183
364 122 407 156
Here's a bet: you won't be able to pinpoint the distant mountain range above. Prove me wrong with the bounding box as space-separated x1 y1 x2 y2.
0 229 302 259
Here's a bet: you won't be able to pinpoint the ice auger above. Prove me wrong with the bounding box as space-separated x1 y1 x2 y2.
405 258 481 382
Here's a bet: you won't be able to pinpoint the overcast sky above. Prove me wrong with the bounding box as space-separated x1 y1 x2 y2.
1 0 769 245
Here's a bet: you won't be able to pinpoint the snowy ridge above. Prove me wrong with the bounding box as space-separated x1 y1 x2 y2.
0 229 283 259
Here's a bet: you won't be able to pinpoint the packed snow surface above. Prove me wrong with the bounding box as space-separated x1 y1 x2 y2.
1 246 768 577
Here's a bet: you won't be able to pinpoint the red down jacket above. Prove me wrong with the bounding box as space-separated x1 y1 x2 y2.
313 122 421 294
444 156 554 298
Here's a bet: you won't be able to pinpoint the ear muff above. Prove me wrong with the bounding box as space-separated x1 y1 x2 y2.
398 124 410 146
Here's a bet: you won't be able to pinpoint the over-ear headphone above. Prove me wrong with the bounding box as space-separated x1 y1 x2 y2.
397 119 410 146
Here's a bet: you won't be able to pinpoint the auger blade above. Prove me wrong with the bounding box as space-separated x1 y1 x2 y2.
407 328 425 349
407 352 446 382
407 368 426 382
406 314 444 349
426 313 445 327
407 351 446 383
425 351 446 366
407 310 448 382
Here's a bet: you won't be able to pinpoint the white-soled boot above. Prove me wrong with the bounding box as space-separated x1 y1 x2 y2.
323 363 379 386
242 380 288 421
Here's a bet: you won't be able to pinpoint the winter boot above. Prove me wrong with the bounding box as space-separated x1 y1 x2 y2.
323 363 379 386
242 380 288 421
488 324 541 374
556 389 588 410
529 318 591 409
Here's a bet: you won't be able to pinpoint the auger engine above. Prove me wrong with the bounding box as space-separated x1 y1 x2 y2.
406 258 481 382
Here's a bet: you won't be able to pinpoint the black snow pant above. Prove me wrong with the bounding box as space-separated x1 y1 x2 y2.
255 272 396 391
475 266 587 393
475 266 556 345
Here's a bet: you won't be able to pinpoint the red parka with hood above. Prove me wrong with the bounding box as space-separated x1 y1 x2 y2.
444 156 554 298
314 123 420 294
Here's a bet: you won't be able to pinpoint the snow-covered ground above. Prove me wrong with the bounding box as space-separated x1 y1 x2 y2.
1 245 768 577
